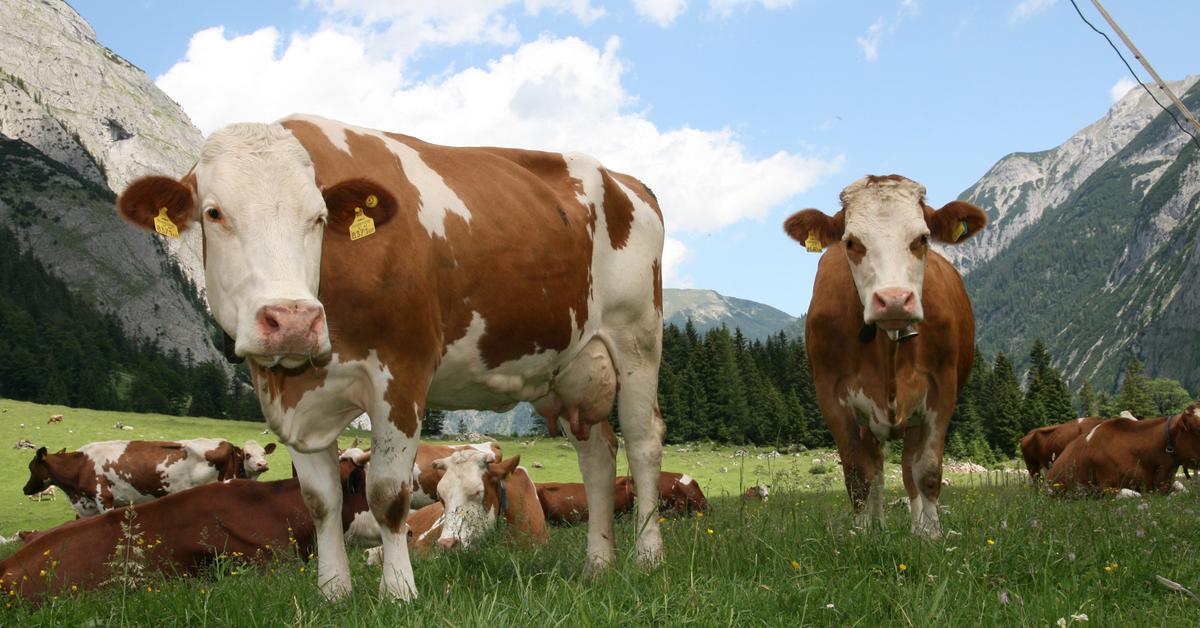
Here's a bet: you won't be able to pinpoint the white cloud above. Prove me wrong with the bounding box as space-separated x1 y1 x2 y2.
708 0 795 19
633 0 688 27
856 18 885 62
662 237 692 287
158 19 840 286
1110 77 1138 103
1009 0 1056 24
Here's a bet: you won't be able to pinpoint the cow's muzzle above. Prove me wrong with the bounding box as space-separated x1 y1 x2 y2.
238 299 331 366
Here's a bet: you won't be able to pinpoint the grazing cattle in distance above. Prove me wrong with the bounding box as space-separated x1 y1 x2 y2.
537 477 636 525
654 472 709 515
786 175 987 537
1020 417 1105 480
117 114 665 600
744 484 770 501
22 439 276 517
1047 406 1200 495
0 459 368 604
366 466 548 563
47 414 63 424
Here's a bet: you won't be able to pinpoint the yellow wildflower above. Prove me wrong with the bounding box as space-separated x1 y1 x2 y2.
987 539 995 545
899 564 908 572
790 560 800 570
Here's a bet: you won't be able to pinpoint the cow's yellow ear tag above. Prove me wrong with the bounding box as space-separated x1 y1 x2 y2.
953 220 968 242
349 207 376 241
804 230 823 253
153 207 179 238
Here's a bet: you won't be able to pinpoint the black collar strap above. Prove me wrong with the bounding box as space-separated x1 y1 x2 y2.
496 476 508 515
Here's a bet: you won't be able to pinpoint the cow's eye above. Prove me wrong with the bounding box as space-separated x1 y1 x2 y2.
205 207 222 221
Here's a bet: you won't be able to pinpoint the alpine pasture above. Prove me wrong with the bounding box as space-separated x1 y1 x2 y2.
2 398 1199 624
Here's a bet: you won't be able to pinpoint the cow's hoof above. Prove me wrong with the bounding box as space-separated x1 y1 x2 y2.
318 578 352 602
582 554 615 577
379 580 418 602
635 545 665 569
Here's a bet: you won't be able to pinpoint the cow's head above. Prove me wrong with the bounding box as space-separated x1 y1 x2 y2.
785 175 986 331
116 122 397 368
22 447 57 496
432 450 520 550
241 441 277 478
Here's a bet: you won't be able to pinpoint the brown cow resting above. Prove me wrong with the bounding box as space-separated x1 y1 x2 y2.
0 459 367 602
1047 406 1200 495
655 472 709 515
1019 417 1104 480
785 175 987 537
537 477 636 525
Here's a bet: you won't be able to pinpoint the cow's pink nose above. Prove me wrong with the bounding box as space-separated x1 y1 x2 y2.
438 537 458 550
257 463 268 470
255 302 325 351
871 288 916 318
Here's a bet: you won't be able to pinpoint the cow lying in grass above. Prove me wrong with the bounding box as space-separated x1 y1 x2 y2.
1019 417 1104 480
1047 406 1200 495
365 465 546 563
1 458 367 603
23 439 277 517
537 472 708 524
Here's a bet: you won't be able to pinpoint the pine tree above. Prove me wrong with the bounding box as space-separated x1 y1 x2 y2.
1077 379 1099 416
1115 358 1157 418
984 352 1024 456
455 416 468 435
423 409 446 436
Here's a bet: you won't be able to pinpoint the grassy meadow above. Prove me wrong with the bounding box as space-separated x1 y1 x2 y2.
2 398 1199 625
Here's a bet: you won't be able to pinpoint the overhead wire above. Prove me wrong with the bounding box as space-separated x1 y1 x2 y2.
1068 0 1200 151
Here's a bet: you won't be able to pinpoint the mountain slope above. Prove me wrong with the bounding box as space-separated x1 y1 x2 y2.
663 288 801 340
959 78 1200 391
0 0 217 365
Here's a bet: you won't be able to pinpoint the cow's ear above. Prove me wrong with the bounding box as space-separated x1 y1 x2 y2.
263 443 277 455
35 447 47 461
784 209 844 251
55 448 67 455
432 458 448 471
321 179 397 237
117 176 196 234
488 455 520 479
925 200 987 244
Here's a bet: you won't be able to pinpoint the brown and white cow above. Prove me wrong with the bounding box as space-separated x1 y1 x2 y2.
22 438 276 517
116 115 665 600
1020 417 1105 480
653 472 709 515
1047 406 1200 495
47 414 63 424
537 476 636 525
785 174 986 537
0 458 368 603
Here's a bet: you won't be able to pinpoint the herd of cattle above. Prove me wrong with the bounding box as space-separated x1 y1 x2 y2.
3 112 1188 607
1 428 708 602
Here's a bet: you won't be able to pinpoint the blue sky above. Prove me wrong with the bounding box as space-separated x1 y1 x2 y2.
70 0 1200 316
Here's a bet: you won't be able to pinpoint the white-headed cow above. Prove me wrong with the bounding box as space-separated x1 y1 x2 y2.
116 115 665 600
785 174 986 537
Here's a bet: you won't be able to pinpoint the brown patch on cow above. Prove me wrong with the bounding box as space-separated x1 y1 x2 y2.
610 171 662 223
250 362 327 413
651 259 663 314
1020 418 1103 479
381 485 412 533
203 441 244 480
101 442 188 501
600 169 635 249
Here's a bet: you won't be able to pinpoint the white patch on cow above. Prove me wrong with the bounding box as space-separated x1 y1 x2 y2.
1076 417 1087 423
679 474 695 486
839 176 930 326
564 152 605 220
1085 425 1102 443
417 513 446 543
435 450 499 549
841 388 891 442
345 510 382 546
410 462 435 508
1119 410 1137 420
1116 488 1142 499
287 113 352 154
427 311 558 410
157 438 225 493
261 351 390 452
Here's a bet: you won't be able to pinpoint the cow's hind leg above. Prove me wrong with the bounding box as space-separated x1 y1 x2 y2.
901 417 947 538
610 331 666 567
290 445 352 599
368 404 420 601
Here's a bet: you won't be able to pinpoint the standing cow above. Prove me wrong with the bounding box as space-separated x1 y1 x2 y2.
23 438 276 517
785 175 986 537
116 115 665 600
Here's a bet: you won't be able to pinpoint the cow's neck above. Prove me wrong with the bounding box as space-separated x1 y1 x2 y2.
47 452 90 498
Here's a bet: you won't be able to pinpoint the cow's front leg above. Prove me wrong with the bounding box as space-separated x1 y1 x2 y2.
368 401 420 601
290 445 352 599
834 424 886 529
902 417 946 538
563 417 618 573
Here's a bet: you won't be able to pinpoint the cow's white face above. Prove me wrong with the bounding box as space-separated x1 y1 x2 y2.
783 175 988 331
194 124 331 368
241 440 277 479
839 177 930 330
432 451 519 550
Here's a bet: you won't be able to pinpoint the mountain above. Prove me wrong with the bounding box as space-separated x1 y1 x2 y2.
663 288 802 340
954 77 1200 392
0 0 219 365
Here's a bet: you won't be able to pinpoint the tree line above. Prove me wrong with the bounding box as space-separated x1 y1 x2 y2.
0 226 262 420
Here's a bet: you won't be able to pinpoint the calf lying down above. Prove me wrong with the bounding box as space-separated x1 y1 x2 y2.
1 460 367 602
537 472 709 525
365 466 547 563
1048 406 1200 495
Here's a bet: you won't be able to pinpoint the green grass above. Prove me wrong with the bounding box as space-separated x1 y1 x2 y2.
2 398 1199 624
